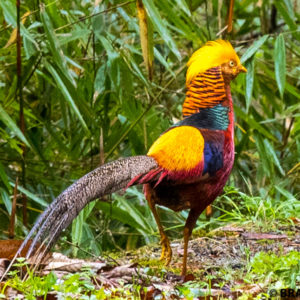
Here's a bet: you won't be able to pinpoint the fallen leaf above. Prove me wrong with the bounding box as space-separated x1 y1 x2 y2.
220 225 245 232
42 252 107 272
242 233 287 240
101 263 140 279
4 11 31 48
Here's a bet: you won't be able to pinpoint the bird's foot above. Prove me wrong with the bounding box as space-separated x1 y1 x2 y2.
159 235 172 265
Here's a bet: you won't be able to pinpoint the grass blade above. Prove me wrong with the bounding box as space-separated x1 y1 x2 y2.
275 186 297 201
0 161 11 192
274 34 286 98
115 194 154 234
245 57 255 112
44 61 89 132
97 201 151 236
72 209 84 256
176 0 191 16
9 182 48 207
0 188 12 214
274 1 300 39
263 139 285 176
0 103 30 147
241 35 268 63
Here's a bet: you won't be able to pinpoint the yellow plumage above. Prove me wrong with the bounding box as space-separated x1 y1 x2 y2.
147 126 204 171
186 40 241 85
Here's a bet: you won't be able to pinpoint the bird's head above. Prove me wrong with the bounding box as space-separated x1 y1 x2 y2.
186 39 247 85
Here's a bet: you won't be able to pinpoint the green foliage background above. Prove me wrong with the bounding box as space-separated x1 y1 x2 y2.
0 0 299 255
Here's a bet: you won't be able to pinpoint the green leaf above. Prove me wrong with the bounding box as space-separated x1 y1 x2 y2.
96 35 119 60
154 47 175 77
0 188 12 214
96 201 151 236
241 35 268 63
0 162 11 192
245 57 255 112
142 0 181 60
275 186 297 201
115 194 155 234
283 0 295 18
72 209 84 256
274 34 286 98
44 61 89 132
72 201 96 252
91 5 105 35
254 133 271 178
176 0 191 16
263 66 300 99
263 139 285 176
274 1 299 39
82 202 96 219
58 29 90 46
0 103 30 147
0 0 16 26
94 65 107 94
23 36 38 59
40 6 76 87
9 182 48 207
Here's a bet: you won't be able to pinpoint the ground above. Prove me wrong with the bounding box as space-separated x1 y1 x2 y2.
1 222 299 299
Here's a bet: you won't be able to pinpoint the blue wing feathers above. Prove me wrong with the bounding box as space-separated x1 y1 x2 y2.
203 141 223 175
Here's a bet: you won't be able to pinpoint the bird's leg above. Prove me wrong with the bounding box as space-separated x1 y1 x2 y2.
144 184 172 265
181 209 201 276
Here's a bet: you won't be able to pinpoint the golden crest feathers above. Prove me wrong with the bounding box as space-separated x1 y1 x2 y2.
186 40 241 85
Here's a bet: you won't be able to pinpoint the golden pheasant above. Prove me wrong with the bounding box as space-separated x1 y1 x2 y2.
17 40 246 276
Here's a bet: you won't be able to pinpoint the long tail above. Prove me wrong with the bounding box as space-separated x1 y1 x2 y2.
18 155 158 259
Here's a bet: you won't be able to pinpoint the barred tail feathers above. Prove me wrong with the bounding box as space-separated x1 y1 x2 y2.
20 156 158 258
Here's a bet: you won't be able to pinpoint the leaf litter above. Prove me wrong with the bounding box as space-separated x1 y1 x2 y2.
0 224 299 299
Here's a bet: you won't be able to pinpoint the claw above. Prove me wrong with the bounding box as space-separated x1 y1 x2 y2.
144 184 173 266
159 235 172 265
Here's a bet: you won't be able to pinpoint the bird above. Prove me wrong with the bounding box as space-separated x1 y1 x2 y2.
17 40 246 276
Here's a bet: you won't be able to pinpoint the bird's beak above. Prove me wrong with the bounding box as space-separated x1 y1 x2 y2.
239 65 247 73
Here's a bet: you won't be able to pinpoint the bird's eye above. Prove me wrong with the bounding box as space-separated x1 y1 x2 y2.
229 60 235 67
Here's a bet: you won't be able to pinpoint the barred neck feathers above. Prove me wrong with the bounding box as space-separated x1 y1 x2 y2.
182 66 228 118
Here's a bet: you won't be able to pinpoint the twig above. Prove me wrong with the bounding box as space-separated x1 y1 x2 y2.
16 0 28 228
216 25 228 37
54 1 135 33
227 0 235 33
9 178 19 238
